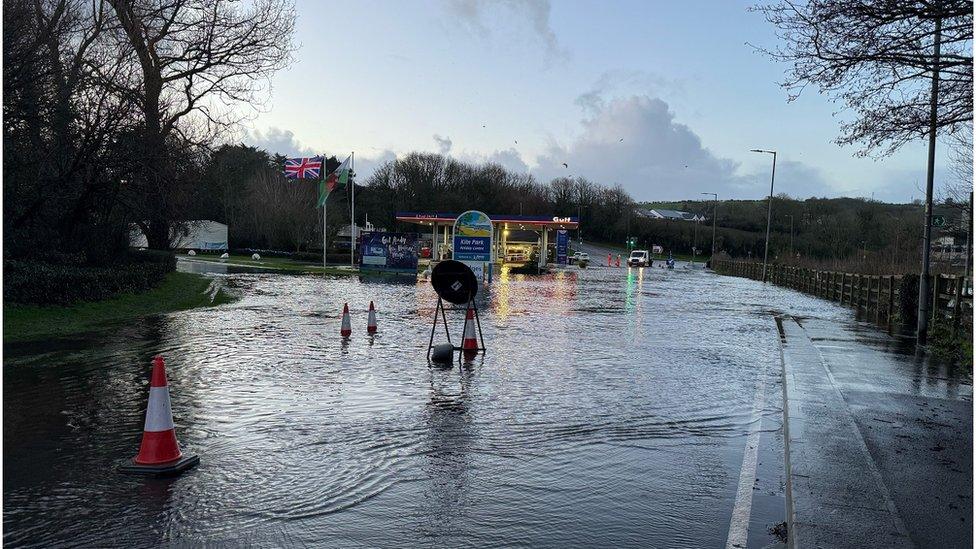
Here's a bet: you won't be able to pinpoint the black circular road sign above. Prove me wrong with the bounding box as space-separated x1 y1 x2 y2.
431 260 478 304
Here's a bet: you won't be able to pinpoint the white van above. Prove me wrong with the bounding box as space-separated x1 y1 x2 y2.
627 250 650 267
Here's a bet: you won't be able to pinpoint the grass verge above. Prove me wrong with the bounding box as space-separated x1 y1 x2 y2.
3 272 234 343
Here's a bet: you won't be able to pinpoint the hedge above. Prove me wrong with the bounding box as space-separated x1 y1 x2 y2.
4 251 177 306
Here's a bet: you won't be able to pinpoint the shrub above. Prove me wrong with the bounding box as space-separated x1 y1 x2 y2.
929 318 974 373
4 252 176 306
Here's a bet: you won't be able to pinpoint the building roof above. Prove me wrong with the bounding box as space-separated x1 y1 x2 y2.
642 209 706 222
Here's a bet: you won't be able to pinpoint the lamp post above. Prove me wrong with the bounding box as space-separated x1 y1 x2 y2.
751 149 777 282
917 12 942 346
702 192 717 261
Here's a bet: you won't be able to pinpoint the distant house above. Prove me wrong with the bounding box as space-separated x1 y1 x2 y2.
129 220 228 250
639 208 707 222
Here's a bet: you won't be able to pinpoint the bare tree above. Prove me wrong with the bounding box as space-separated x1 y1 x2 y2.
108 0 296 248
4 0 138 260
754 0 973 156
944 122 973 201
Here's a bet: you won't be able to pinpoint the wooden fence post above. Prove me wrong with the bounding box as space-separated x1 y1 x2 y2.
952 275 963 336
843 273 849 305
875 276 882 324
887 275 895 334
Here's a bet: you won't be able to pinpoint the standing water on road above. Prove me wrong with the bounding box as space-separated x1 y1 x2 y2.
1 264 954 547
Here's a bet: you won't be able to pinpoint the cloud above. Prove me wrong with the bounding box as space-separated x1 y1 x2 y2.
446 0 568 61
485 148 530 173
244 127 317 157
531 94 834 201
576 70 686 114
433 134 453 154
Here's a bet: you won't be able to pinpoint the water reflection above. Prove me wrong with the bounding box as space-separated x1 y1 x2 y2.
420 363 475 539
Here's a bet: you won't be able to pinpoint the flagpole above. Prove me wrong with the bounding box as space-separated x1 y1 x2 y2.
328 154 329 267
350 151 355 268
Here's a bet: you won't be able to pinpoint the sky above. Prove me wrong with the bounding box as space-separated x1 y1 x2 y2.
241 0 958 203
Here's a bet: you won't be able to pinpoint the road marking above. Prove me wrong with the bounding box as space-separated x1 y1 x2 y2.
725 352 768 549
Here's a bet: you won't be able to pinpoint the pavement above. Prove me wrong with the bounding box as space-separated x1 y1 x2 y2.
778 316 972 548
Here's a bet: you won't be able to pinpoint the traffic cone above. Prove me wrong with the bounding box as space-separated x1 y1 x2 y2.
461 303 479 360
120 356 199 476
367 301 378 334
341 303 352 337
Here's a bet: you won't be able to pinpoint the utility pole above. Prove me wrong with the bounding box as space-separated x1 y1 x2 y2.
966 191 973 280
751 149 777 282
917 13 942 346
702 192 718 262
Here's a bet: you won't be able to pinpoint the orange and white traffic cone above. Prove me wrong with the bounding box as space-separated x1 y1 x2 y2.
341 303 352 337
120 356 199 476
461 303 479 360
367 301 377 334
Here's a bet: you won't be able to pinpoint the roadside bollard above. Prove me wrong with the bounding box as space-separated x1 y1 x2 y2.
367 301 378 334
461 303 479 361
340 303 352 337
119 356 199 476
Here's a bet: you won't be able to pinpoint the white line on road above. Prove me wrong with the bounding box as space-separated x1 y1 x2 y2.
725 354 768 549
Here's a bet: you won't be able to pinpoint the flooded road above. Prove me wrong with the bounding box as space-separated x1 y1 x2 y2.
1 262 948 547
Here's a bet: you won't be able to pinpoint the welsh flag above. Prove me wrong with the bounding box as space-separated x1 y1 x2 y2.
320 155 351 207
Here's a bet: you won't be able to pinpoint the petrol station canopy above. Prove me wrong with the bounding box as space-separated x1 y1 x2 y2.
394 212 579 231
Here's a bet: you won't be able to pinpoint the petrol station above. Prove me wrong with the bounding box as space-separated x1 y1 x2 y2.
394 211 579 268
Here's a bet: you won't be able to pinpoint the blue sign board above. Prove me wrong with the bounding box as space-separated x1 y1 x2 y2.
359 232 418 273
453 236 491 261
556 230 569 264
453 210 493 262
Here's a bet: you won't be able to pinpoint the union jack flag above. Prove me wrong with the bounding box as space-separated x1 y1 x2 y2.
283 156 324 179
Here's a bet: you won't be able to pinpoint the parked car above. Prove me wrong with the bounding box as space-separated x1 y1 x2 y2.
627 250 651 267
569 251 583 264
577 253 590 268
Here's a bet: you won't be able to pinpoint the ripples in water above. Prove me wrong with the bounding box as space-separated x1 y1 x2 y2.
5 265 842 547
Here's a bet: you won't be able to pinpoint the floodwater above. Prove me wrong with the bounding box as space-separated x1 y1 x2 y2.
2 261 884 547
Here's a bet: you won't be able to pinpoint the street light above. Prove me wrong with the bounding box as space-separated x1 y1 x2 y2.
751 149 777 282
701 192 717 261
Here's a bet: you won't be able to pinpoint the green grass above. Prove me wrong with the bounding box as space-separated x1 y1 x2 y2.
4 272 234 342
183 254 362 275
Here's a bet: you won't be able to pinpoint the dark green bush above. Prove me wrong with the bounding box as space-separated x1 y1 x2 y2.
929 318 974 373
4 252 176 306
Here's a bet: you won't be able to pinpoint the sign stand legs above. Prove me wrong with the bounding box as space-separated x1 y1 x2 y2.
427 297 452 362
